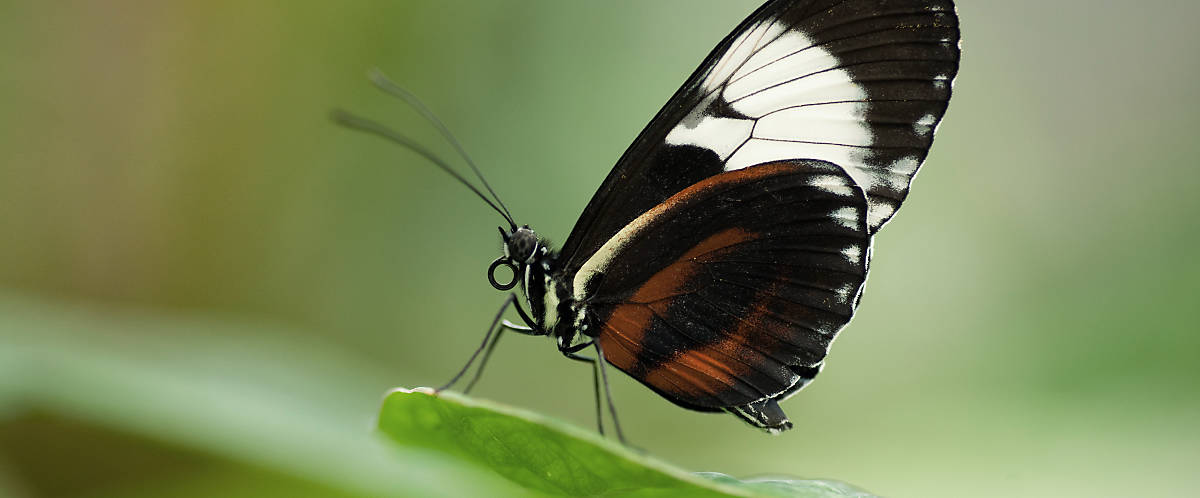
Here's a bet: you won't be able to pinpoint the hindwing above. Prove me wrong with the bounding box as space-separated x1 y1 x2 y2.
574 160 871 430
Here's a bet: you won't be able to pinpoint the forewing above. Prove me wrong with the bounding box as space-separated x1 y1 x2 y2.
560 0 959 272
577 160 871 411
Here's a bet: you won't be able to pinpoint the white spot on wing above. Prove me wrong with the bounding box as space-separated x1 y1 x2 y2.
841 245 862 264
890 156 921 175
830 207 860 229
883 170 911 192
835 283 856 301
866 202 895 229
913 113 937 136
806 174 852 194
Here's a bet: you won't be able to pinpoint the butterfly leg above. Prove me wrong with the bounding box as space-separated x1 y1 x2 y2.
510 297 540 330
464 315 545 393
562 346 605 436
591 340 627 444
501 320 532 332
439 294 545 393
461 325 505 395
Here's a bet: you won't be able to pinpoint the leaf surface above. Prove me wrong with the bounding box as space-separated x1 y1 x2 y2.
378 388 876 497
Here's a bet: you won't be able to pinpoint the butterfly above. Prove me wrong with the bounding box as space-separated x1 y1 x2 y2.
338 0 959 438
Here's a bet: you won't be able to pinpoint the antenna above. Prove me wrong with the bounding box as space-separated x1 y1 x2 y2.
331 109 517 229
366 69 514 224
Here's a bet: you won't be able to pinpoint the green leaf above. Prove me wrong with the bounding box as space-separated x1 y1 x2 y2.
377 388 877 497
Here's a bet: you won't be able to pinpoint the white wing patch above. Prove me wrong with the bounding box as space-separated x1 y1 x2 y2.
755 105 872 145
725 42 861 107
665 93 754 160
667 17 892 224
725 139 845 170
719 27 872 188
704 19 786 93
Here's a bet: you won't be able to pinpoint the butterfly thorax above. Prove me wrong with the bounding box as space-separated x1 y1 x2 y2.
498 226 588 350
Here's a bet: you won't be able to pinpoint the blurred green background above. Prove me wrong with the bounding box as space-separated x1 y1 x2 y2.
1 1 1198 496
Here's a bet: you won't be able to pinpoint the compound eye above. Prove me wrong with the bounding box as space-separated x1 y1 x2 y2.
488 257 519 291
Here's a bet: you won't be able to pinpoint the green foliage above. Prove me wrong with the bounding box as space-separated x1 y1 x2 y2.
378 388 875 497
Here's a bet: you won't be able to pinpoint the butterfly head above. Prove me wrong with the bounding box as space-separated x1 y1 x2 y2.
501 225 541 264
489 225 542 291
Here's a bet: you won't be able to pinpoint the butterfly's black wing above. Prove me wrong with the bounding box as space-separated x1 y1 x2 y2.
559 0 960 274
